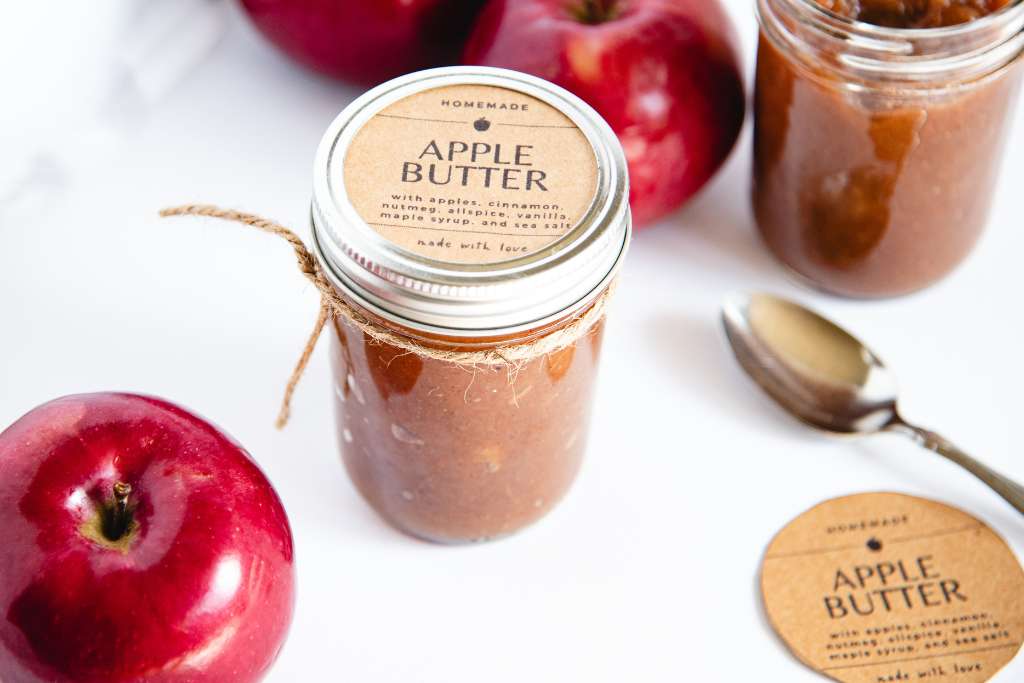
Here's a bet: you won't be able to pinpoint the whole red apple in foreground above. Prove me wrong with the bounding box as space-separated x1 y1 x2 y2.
0 394 295 682
239 0 488 85
463 0 745 227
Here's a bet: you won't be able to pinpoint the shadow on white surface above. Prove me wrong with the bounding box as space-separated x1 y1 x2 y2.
645 311 810 439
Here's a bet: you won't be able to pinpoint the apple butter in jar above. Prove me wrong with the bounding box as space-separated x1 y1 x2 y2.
754 0 1024 297
310 67 630 543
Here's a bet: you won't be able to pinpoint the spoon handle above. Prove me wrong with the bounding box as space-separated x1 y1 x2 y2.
891 421 1024 516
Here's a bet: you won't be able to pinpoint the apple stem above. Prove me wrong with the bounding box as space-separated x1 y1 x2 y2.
579 0 617 23
106 482 133 541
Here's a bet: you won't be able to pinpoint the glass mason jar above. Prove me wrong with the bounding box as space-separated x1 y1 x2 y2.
753 0 1024 298
310 67 630 544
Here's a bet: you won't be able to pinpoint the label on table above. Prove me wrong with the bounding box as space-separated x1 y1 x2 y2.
761 492 1024 682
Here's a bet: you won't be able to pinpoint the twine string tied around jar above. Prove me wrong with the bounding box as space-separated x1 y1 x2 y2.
159 204 614 429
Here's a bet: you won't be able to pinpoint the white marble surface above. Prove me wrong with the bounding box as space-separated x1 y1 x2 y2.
2 2 1023 681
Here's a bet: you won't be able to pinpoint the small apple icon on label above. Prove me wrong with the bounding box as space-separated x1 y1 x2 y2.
474 117 492 132
0 393 295 682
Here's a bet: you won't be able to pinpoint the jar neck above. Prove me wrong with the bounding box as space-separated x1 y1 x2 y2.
334 284 608 351
758 0 1024 88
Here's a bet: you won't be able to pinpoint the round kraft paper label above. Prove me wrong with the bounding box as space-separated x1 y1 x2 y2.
342 83 599 265
761 493 1024 682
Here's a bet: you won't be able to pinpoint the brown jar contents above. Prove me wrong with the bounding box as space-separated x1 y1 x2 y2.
817 0 1010 27
754 0 1023 297
312 70 629 543
330 307 605 544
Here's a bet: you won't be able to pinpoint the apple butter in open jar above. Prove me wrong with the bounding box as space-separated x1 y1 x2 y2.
754 0 1024 297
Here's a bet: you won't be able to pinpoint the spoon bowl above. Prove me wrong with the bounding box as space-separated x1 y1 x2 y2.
722 293 898 435
722 292 1024 516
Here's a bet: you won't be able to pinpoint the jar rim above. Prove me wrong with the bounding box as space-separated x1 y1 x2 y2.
760 0 1024 85
310 66 631 337
798 0 1024 38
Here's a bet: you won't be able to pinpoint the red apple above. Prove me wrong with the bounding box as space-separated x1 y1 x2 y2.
463 0 746 227
0 394 295 682
238 0 489 86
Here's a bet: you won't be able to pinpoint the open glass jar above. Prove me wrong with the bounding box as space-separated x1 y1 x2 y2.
754 0 1024 298
310 67 630 543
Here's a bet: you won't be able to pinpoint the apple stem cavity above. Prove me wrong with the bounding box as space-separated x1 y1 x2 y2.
104 482 134 542
575 0 619 24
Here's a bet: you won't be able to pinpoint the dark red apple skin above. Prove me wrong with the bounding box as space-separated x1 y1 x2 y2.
238 0 489 86
0 394 295 683
463 0 746 227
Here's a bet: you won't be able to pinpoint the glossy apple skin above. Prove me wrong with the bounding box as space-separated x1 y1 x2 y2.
238 0 488 86
463 0 746 227
0 394 295 683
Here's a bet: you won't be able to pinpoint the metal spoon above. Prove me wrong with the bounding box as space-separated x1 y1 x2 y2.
722 292 1024 515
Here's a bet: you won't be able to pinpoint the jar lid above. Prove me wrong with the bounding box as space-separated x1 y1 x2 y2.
311 66 630 337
